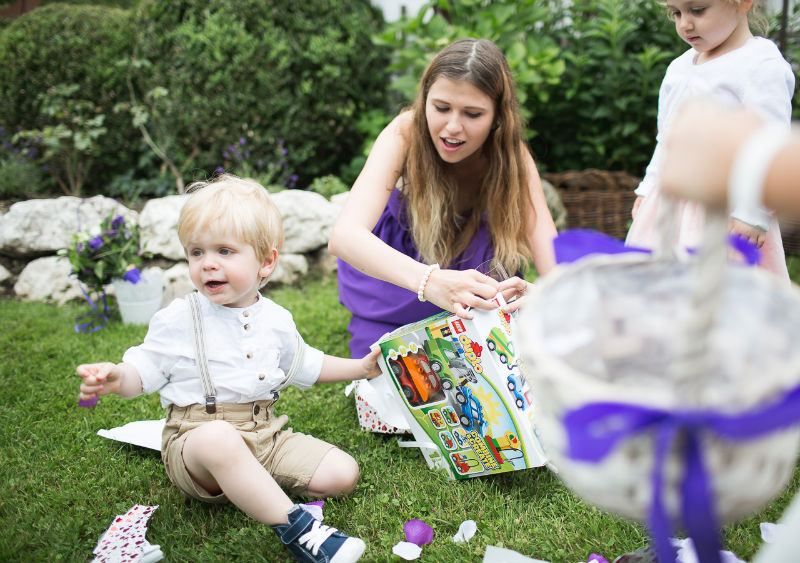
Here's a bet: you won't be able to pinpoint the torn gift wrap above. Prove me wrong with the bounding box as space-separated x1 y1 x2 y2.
92 504 162 563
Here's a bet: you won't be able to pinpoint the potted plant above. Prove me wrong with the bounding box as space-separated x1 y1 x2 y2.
63 211 162 331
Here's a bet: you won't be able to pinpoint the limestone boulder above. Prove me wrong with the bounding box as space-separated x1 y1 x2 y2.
0 196 136 257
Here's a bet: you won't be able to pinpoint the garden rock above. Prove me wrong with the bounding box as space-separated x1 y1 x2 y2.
14 256 84 304
162 262 193 307
272 190 338 254
0 196 136 257
139 195 186 261
0 264 10 284
271 253 308 285
310 247 339 276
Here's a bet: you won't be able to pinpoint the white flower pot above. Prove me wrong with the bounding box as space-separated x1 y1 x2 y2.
112 268 164 325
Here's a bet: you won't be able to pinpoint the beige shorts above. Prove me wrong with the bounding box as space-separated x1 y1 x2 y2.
161 400 334 503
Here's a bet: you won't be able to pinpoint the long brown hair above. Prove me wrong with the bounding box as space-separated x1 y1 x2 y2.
405 38 534 273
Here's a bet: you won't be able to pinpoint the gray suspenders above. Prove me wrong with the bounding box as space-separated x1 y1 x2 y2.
186 292 306 414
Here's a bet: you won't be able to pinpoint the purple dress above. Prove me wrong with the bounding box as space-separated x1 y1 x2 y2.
337 190 494 357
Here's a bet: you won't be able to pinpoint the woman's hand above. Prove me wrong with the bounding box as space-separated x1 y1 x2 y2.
497 277 533 314
423 268 500 318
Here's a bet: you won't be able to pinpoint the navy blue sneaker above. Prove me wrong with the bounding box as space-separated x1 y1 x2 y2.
273 505 365 562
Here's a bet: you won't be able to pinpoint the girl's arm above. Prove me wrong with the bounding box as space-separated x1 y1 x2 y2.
328 111 499 316
328 112 427 293
524 151 557 277
76 361 144 401
317 349 381 383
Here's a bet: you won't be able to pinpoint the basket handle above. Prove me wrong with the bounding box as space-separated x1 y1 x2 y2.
671 205 729 395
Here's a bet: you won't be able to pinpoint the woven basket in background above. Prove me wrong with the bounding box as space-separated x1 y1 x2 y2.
780 218 800 256
543 169 638 240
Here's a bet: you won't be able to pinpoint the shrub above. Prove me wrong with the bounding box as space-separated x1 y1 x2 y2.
0 126 48 198
131 0 389 188
0 155 47 199
376 0 683 176
530 0 683 173
15 84 108 196
0 4 138 193
308 175 349 199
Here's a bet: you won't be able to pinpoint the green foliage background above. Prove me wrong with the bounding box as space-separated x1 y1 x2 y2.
0 4 139 189
374 0 685 176
130 0 389 187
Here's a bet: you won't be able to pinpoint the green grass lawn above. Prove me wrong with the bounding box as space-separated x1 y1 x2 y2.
1 275 799 562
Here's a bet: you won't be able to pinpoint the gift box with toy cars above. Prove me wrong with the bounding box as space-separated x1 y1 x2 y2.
376 298 548 479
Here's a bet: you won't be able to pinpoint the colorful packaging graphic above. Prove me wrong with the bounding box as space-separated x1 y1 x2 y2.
375 298 547 480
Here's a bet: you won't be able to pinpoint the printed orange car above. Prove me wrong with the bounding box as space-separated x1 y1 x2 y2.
388 351 443 407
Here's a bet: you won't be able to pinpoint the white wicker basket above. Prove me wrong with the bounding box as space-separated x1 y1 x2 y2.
518 212 800 535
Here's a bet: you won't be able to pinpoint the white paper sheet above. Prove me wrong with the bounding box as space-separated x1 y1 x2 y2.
97 419 165 451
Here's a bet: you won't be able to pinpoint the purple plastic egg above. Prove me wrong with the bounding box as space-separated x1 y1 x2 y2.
403 518 434 546
78 396 99 408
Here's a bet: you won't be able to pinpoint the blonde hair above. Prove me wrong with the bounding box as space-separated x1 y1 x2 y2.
178 174 284 264
664 0 769 36
404 38 534 274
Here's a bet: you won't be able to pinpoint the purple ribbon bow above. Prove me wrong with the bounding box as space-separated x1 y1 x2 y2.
564 384 800 563
554 229 760 266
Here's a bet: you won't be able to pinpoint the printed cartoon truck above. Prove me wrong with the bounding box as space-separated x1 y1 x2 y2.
486 327 516 369
423 338 477 390
387 350 444 407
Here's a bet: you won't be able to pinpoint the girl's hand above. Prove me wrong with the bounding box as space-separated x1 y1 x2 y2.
77 362 121 402
631 196 645 220
361 348 382 380
497 277 532 314
423 268 500 318
729 218 767 248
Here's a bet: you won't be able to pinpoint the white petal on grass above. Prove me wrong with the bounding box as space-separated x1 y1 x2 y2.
452 519 477 543
392 541 423 560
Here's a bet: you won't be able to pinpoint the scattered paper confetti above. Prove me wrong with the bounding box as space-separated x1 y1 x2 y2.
404 518 434 546
452 519 477 543
393 541 423 560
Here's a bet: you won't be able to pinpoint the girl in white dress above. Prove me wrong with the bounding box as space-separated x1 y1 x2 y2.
626 0 792 281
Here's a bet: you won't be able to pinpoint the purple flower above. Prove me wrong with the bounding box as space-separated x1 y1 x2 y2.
214 166 225 175
111 215 125 230
239 137 246 146
122 267 141 284
89 236 104 251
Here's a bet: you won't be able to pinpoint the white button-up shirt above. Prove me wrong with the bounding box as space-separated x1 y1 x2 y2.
123 292 324 407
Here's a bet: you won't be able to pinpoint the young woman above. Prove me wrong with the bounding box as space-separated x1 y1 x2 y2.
329 38 556 356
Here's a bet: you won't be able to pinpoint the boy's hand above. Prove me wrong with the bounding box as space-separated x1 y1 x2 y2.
729 218 767 248
361 348 382 380
77 362 122 403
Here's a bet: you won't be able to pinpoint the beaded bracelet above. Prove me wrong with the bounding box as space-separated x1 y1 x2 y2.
729 125 791 216
417 263 440 302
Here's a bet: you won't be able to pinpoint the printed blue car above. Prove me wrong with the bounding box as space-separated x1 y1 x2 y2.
454 384 487 434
